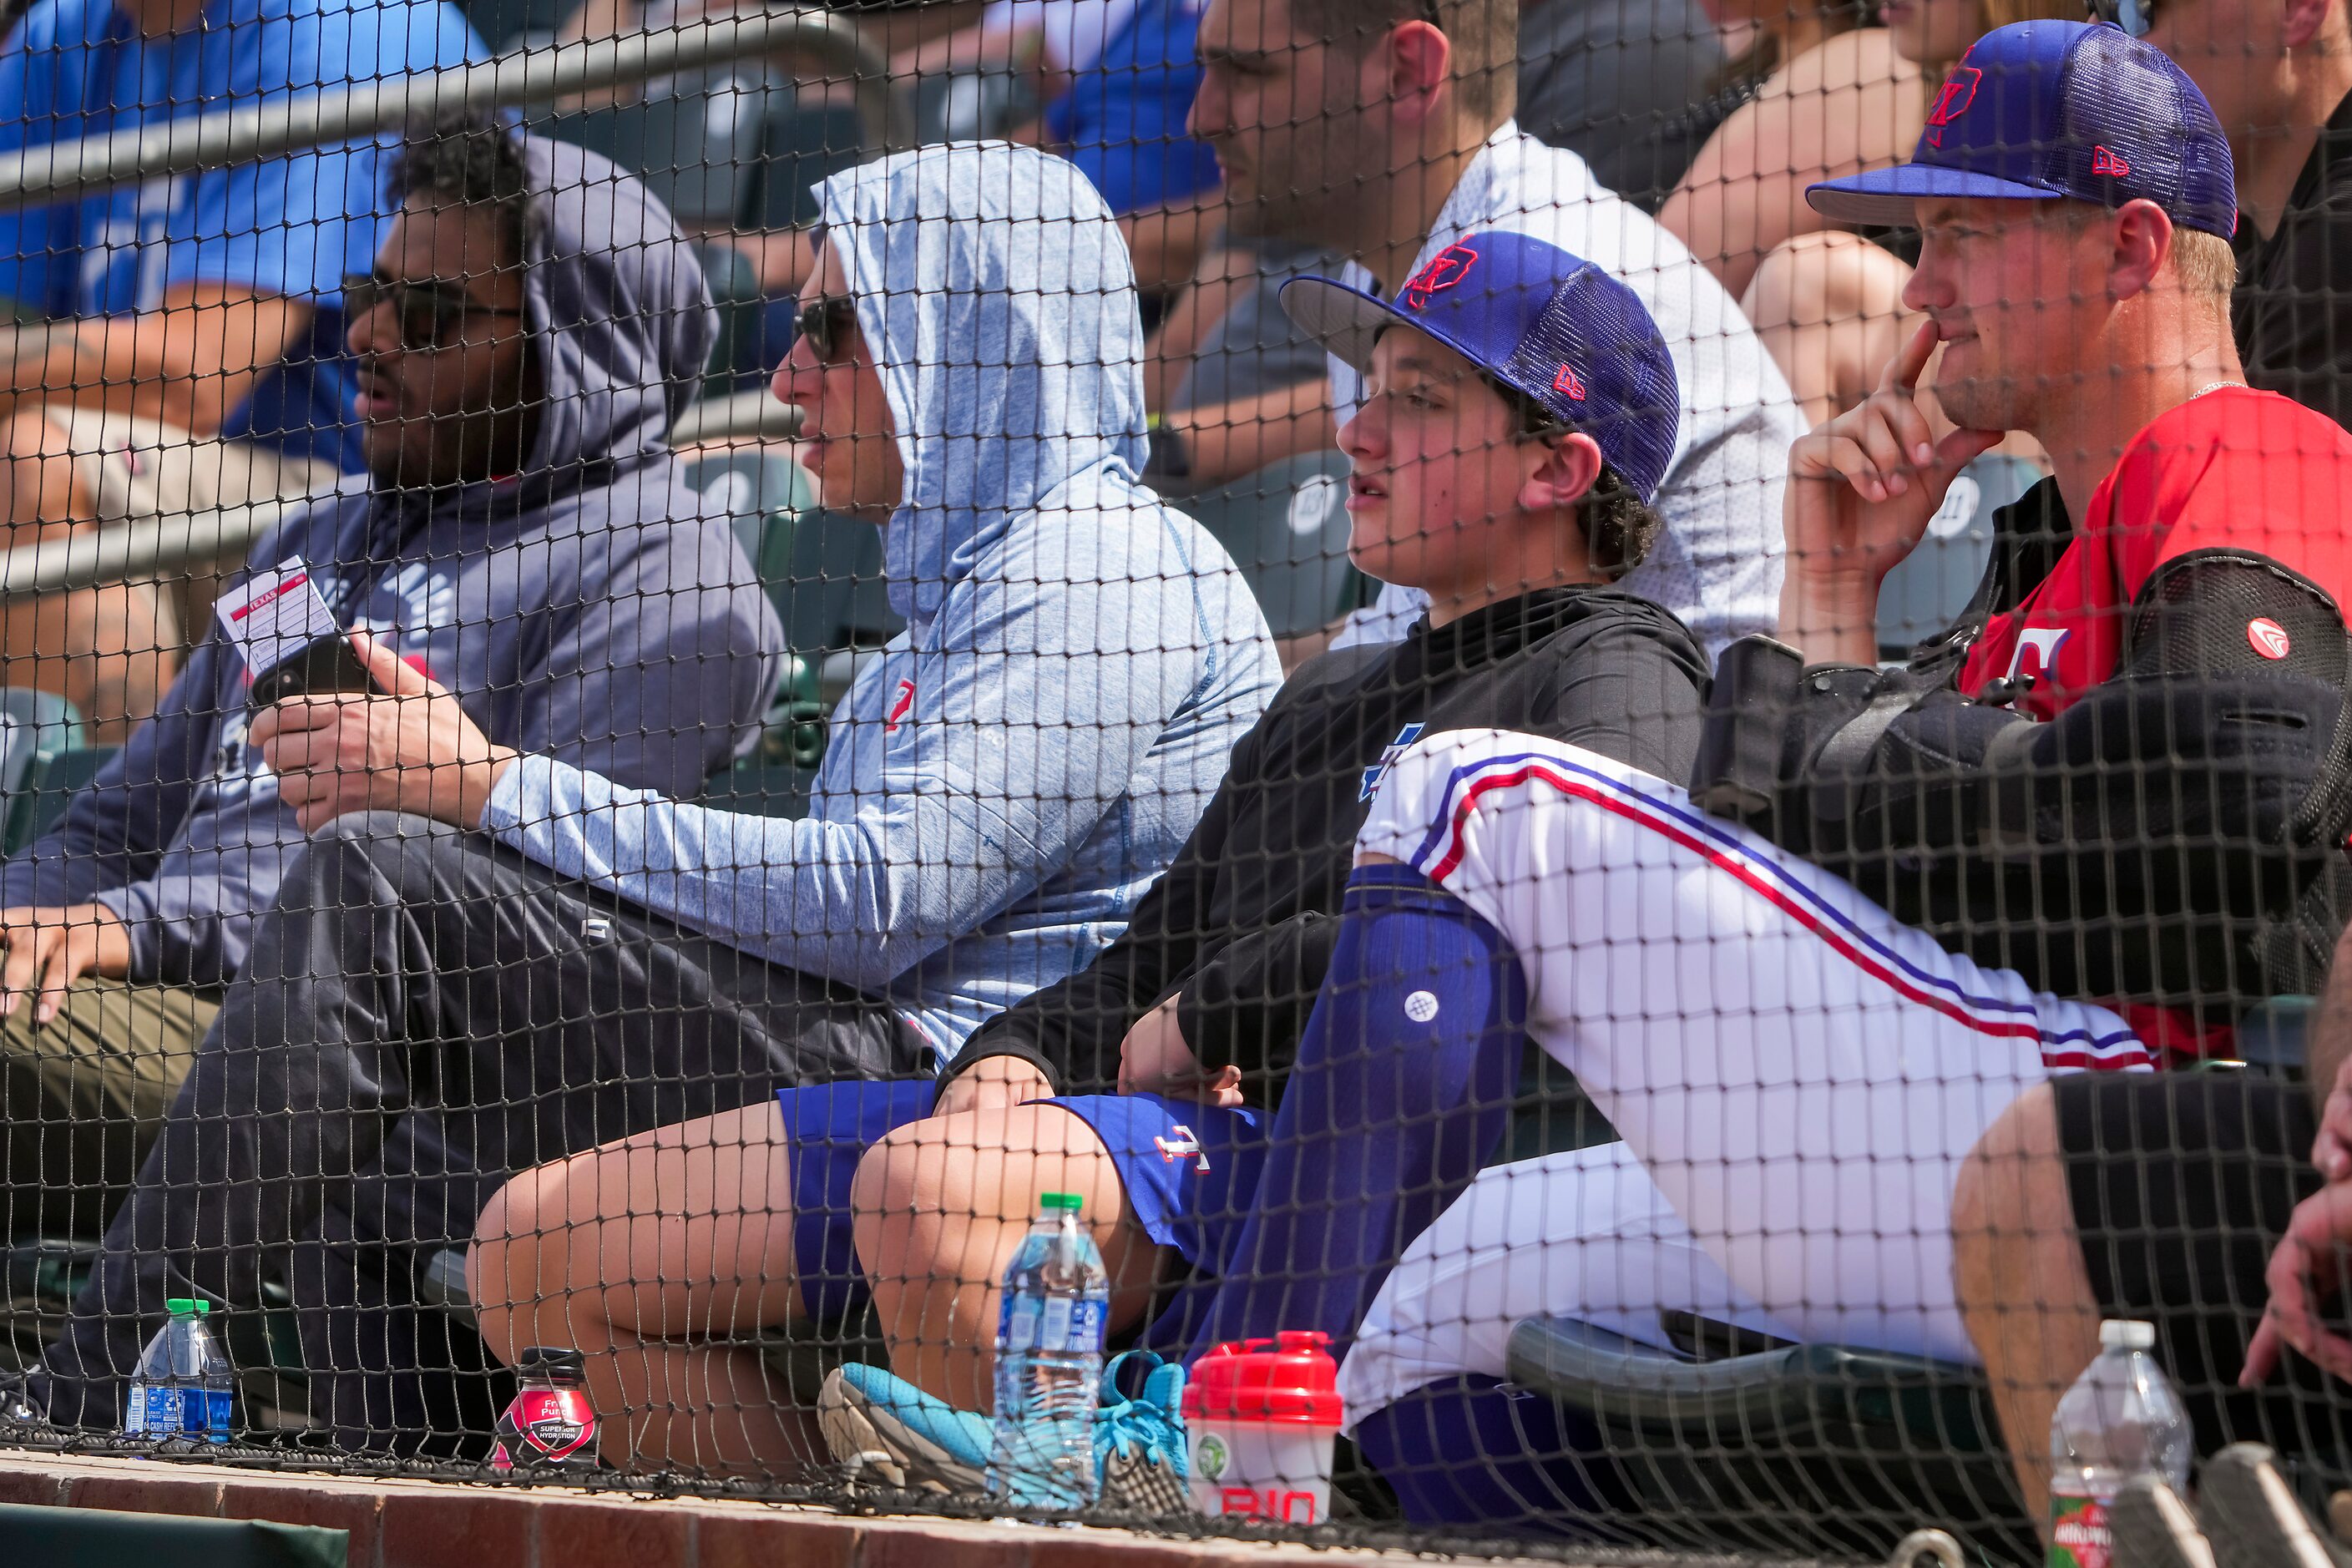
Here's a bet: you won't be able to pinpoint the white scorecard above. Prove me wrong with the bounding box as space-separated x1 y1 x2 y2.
215 559 342 677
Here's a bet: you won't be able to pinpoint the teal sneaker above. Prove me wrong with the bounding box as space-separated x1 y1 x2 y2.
1095 1350 1189 1515
817 1363 992 1495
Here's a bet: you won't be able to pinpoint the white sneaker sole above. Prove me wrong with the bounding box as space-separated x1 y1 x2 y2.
817 1368 987 1496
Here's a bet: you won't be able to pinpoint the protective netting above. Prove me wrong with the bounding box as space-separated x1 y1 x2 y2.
0 1 2345 1565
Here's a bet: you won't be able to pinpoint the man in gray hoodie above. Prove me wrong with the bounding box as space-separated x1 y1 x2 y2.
23 140 1277 1447
0 118 781 1281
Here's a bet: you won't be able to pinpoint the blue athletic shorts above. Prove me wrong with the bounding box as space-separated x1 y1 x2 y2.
777 1080 1267 1323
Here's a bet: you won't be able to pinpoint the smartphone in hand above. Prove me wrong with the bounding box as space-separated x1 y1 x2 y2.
215 560 387 710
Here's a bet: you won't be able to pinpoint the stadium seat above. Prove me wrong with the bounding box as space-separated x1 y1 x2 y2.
5 744 114 857
1181 451 1361 640
2237 994 2317 1076
685 448 817 612
529 72 780 230
0 691 89 852
748 94 871 232
1502 1313 2036 1563
1875 453 2045 659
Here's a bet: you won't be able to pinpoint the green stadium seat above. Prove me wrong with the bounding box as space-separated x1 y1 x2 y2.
0 692 89 853
528 73 780 230
750 95 872 232
7 744 114 856
1503 1313 2035 1562
1180 451 1362 640
685 448 818 620
2237 994 2316 1076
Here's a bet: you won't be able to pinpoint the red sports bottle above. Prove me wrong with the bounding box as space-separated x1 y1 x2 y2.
490 1346 599 1474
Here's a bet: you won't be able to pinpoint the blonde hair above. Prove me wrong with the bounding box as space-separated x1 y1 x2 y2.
2170 228 2240 302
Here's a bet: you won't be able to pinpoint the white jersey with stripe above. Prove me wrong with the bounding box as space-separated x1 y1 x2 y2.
1353 728 2150 1364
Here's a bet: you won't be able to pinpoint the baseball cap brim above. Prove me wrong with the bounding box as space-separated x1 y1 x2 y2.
1278 274 1498 385
1805 162 2068 228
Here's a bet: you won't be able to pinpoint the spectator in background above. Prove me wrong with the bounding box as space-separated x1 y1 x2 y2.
1043 0 1223 293
1516 0 1727 211
1664 0 2076 427
3 117 787 1432
1143 0 1731 497
2147 0 2352 432
1181 0 1798 660
0 0 483 741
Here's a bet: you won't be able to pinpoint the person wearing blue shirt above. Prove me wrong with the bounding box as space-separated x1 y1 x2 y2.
0 0 481 741
1041 0 1222 291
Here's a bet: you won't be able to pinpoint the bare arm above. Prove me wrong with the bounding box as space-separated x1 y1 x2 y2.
1659 31 1923 300
1165 377 1334 493
0 282 311 438
1142 243 1255 412
1120 190 1225 296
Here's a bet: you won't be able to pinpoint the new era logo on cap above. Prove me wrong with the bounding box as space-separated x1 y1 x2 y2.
1276 230 1682 503
1806 20 2237 240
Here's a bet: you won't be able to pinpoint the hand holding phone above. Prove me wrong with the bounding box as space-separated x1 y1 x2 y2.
215 560 387 709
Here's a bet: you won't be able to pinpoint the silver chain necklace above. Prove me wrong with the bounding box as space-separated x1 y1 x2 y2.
2191 379 2248 400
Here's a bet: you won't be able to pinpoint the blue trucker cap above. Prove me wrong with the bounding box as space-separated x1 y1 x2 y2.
1807 20 2236 239
1277 230 1681 503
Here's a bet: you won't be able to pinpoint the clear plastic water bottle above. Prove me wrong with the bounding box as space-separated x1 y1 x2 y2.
123 1297 234 1444
988 1191 1110 1508
2047 1318 2193 1567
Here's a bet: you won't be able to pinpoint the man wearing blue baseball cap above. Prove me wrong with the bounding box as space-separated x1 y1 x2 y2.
733 230 1718 1504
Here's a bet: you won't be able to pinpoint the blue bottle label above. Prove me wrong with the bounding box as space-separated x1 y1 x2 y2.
998 1293 1108 1354
125 1383 231 1441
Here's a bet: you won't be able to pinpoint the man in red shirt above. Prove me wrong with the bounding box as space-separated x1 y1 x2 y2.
1161 19 2352 1542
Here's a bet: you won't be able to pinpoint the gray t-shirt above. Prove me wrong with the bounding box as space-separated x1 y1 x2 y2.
1170 239 1343 412
1516 0 1727 212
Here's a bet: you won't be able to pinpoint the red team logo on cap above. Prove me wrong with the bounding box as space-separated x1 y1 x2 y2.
2248 617 2293 660
1924 54 1981 148
1403 244 1479 309
1552 363 1587 401
2092 145 2131 177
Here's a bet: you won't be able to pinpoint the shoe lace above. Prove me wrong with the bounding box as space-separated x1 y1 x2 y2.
1095 1351 1185 1475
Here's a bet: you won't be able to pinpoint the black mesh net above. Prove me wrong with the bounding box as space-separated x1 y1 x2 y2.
0 3 2348 1566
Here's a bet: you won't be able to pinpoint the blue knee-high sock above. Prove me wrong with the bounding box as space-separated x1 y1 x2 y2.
1190 864 1526 1359
1353 1376 1624 1534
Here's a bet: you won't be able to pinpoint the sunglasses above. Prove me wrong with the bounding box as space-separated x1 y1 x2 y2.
343 274 527 352
2085 0 2155 37
795 296 863 366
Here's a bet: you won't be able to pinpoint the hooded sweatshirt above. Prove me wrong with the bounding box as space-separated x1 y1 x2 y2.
483 143 1281 1055
0 136 785 988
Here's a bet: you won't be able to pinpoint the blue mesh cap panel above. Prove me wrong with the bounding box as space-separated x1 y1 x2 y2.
1495 268 1682 504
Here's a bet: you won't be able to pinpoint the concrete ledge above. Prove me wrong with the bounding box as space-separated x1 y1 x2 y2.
0 1446 1589 1568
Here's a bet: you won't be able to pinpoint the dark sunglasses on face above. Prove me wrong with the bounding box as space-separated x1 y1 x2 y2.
343 274 527 352
795 296 862 366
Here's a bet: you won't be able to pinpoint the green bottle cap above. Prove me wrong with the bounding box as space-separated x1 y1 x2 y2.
1039 1192 1084 1214
163 1298 208 1316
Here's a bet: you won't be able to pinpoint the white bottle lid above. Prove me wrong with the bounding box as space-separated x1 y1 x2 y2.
2100 1319 2157 1351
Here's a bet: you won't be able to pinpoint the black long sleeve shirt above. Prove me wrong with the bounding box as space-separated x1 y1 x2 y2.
944 584 1712 1105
